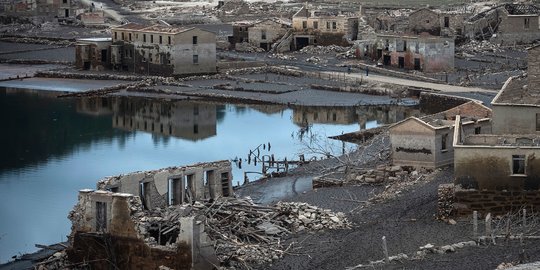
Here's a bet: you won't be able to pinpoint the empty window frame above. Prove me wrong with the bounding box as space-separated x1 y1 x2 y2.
193 54 199 64
441 134 448 151
525 18 530 29
313 21 318 29
302 21 307 29
193 36 198 45
95 201 107 231
512 155 526 175
332 21 337 30
261 30 266 40
536 113 540 131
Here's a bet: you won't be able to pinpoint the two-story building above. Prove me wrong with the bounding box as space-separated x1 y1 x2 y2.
75 23 217 76
292 6 359 49
356 33 455 72
464 3 540 44
449 45 540 216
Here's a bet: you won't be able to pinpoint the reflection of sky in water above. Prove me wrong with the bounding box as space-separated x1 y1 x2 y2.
1 92 401 263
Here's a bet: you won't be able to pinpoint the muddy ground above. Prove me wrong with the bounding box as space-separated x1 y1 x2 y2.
243 166 540 270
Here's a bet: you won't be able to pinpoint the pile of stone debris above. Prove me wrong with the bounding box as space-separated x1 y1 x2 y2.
459 39 503 54
235 42 266 53
298 45 350 55
193 197 350 267
313 164 418 187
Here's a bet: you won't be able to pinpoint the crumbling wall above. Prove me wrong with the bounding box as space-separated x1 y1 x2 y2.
248 20 288 50
439 184 540 217
98 160 233 210
66 190 218 269
409 9 441 35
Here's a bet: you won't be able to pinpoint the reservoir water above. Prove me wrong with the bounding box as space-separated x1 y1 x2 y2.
0 87 418 262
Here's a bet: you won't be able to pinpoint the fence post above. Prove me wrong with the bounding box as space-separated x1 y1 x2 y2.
485 213 491 237
473 211 478 237
382 236 389 263
523 208 527 227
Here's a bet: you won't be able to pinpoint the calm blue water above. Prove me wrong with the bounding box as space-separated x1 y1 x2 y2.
0 88 416 262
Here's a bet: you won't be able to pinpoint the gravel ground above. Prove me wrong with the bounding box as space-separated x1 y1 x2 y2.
0 41 57 53
255 168 472 270
0 47 75 62
153 85 409 106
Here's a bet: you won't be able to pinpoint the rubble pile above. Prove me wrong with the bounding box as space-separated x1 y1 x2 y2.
459 40 502 54
268 53 297 60
313 164 411 188
369 168 434 203
192 197 350 266
235 42 266 53
306 56 327 64
298 45 350 55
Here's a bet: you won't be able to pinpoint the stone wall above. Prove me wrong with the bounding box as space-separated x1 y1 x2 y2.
439 184 540 217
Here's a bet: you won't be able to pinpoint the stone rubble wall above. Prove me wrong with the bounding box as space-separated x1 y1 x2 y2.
437 184 540 217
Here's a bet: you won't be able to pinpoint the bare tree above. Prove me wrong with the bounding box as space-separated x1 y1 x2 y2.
296 129 391 177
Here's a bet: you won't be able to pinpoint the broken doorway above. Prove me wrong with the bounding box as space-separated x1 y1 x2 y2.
168 177 183 205
184 174 194 203
96 201 107 232
295 37 309 50
414 58 421 70
383 55 391 66
398 57 405 68
204 170 214 199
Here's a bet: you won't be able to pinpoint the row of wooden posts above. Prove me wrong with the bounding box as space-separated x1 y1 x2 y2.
380 209 530 264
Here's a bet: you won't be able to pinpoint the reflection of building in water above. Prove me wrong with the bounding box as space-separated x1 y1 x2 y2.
113 99 217 141
292 105 421 128
77 97 217 141
76 97 114 116
248 104 288 115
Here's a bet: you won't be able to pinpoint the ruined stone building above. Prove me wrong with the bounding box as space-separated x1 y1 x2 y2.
356 34 454 72
390 101 492 169
292 6 359 49
464 3 540 44
449 45 540 215
247 18 290 51
370 9 409 33
98 160 233 210
229 21 254 48
67 190 218 269
110 23 216 75
76 23 217 76
408 8 469 37
75 37 113 71
2 0 77 19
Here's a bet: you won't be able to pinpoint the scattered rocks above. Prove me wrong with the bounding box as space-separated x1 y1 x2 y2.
235 42 265 53
298 45 350 55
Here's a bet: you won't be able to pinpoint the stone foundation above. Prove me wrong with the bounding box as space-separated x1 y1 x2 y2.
438 184 540 217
